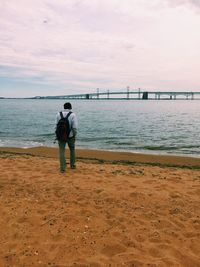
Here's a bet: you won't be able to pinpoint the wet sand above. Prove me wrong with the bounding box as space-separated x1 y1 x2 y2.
0 147 200 267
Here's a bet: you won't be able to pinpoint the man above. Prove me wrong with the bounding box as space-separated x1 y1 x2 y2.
55 102 78 172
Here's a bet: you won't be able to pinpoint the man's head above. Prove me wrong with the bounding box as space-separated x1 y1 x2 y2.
64 102 72 110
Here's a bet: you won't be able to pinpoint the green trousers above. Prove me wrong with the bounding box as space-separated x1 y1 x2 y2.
58 137 75 171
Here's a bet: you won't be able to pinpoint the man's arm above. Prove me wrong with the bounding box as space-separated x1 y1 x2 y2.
55 113 60 130
71 114 78 137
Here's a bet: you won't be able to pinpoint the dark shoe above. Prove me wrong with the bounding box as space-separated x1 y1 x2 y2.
71 165 76 169
60 169 65 173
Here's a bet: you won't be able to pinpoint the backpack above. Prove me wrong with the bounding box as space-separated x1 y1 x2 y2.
56 111 72 142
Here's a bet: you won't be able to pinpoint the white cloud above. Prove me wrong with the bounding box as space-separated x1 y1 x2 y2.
165 0 200 8
0 0 200 96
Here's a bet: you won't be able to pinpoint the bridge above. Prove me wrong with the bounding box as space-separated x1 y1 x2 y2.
37 89 200 100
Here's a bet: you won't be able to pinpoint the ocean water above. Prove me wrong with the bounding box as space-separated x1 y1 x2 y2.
0 99 200 157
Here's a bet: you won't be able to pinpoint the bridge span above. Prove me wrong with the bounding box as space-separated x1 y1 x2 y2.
38 90 200 100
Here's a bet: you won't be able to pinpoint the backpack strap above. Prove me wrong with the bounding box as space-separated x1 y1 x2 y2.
60 111 64 119
66 111 72 119
60 111 72 119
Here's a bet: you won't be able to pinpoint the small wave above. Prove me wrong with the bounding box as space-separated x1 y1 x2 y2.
36 133 55 137
142 145 179 151
141 144 200 151
110 141 134 146
0 139 44 148
79 136 121 142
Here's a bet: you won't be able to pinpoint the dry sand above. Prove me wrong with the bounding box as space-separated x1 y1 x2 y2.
0 147 200 267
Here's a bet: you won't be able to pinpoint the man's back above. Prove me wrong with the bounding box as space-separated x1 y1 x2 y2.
56 110 78 138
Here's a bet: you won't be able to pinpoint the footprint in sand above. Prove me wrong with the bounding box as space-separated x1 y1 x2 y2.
149 246 165 258
101 243 127 257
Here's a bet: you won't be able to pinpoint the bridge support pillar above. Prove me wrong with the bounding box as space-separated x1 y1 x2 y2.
127 86 130 100
142 92 148 100
97 88 99 99
107 90 110 99
138 88 141 99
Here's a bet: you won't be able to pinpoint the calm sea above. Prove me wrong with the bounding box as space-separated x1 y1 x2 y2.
0 99 199 157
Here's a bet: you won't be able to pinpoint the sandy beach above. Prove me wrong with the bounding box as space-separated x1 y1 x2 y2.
0 147 200 267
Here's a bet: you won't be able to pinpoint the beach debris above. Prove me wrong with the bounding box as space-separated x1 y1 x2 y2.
41 211 65 226
169 207 181 215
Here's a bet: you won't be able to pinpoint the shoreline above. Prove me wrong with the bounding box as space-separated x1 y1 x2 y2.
0 146 200 168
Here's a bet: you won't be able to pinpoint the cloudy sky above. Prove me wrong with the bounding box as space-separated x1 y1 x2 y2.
0 0 200 97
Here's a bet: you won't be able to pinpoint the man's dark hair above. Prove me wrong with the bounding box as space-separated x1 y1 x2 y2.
64 102 72 110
